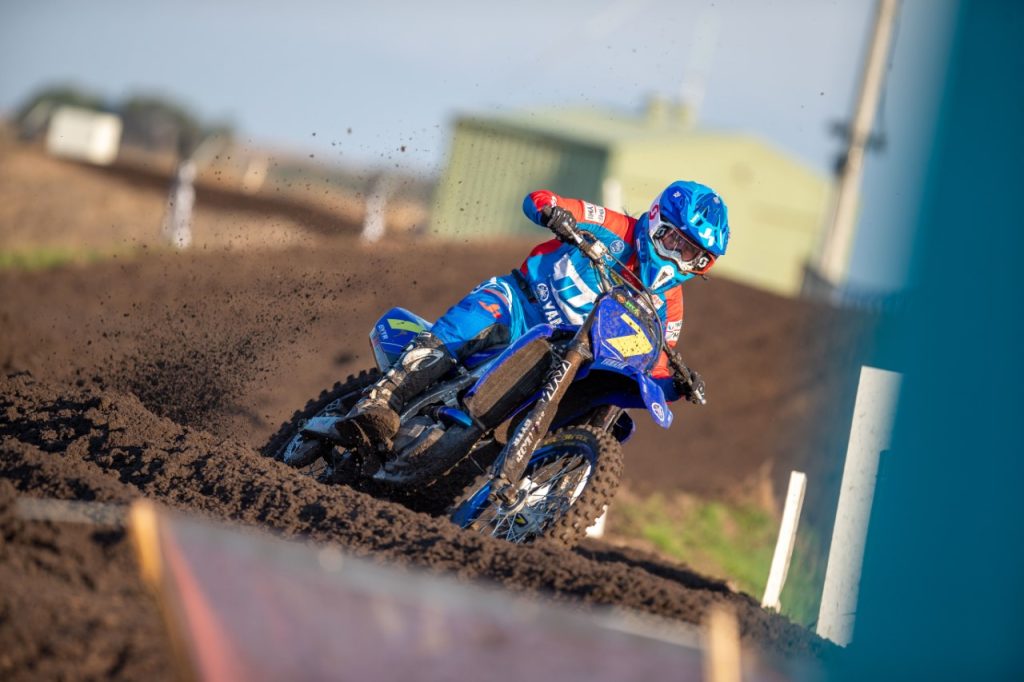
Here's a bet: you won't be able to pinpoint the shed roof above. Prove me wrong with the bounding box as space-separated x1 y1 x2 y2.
458 105 818 175
460 104 706 148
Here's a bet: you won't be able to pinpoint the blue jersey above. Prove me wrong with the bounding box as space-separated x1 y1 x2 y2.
519 190 684 379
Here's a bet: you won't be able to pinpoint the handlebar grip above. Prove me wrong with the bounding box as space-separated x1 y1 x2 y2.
667 349 706 405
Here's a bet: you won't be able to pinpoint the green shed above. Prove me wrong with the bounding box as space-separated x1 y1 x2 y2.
430 103 833 297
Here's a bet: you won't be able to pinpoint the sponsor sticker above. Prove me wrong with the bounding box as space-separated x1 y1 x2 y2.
652 265 675 290
582 201 606 224
388 318 425 334
553 433 586 444
536 282 550 301
541 299 566 325
610 239 625 255
651 401 665 422
598 357 629 371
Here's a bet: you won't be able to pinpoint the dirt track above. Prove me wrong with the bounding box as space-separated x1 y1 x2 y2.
0 372 832 672
0 148 869 676
0 239 872 511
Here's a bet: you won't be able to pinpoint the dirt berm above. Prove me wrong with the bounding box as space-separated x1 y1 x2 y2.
1 372 834 677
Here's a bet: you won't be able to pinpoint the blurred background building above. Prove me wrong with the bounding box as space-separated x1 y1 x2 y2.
431 99 830 296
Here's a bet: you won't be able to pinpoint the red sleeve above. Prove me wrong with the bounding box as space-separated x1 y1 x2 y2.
651 285 684 378
523 190 635 240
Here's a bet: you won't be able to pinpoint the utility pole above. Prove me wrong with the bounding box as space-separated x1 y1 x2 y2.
814 0 901 289
677 8 720 126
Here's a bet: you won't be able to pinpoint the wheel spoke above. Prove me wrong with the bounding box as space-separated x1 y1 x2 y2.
472 449 593 542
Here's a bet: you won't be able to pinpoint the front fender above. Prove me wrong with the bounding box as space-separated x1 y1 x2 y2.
636 371 673 428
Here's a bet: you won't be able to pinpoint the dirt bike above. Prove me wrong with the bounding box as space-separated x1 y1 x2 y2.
265 224 703 547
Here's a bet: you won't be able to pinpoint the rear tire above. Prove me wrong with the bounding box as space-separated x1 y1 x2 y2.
263 369 379 477
448 425 623 547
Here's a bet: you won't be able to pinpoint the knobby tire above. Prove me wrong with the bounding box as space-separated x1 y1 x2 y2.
448 425 623 548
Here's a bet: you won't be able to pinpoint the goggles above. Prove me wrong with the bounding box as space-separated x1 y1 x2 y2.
653 220 716 275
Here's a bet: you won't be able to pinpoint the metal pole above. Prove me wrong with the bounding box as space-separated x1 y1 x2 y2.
163 159 196 250
817 366 902 645
817 0 901 286
362 173 393 243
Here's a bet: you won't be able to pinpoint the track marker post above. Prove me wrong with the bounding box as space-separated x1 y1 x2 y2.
586 506 608 539
816 365 902 645
761 471 807 611
362 173 393 243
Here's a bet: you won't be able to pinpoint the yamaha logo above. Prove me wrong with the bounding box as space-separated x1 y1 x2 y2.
651 402 665 421
536 283 550 301
610 239 625 255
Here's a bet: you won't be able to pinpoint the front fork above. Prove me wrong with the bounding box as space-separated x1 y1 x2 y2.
490 322 593 505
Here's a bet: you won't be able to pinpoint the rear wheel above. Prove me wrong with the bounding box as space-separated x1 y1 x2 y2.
263 369 379 478
448 425 623 547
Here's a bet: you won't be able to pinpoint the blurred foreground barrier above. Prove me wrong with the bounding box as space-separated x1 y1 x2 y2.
702 605 741 682
817 366 901 645
129 500 737 682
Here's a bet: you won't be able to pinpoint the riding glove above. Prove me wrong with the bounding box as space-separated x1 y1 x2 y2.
540 205 578 244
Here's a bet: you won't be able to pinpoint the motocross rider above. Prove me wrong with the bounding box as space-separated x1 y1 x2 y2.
333 180 731 451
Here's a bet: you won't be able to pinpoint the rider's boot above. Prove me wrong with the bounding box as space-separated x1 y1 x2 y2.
333 332 455 450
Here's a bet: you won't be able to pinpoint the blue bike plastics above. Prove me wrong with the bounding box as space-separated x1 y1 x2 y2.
462 324 567 403
460 294 672 430
375 289 672 430
370 307 505 371
589 294 673 429
369 308 433 370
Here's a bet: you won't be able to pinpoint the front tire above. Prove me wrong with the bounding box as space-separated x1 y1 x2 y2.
448 425 623 547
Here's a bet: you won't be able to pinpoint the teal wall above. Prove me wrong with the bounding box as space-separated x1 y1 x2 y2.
835 2 1024 677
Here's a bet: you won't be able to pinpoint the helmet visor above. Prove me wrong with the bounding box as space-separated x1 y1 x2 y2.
654 221 716 275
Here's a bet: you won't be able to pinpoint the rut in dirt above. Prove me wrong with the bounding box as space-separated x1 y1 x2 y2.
0 371 832 658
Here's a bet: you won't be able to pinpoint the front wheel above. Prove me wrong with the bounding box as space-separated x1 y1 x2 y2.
448 425 623 547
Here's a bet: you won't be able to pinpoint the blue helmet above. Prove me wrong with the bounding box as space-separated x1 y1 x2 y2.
636 180 730 290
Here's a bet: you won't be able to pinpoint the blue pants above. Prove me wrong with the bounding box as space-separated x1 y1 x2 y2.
431 275 545 359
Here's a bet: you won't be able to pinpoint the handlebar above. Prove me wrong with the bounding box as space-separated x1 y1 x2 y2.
559 223 609 263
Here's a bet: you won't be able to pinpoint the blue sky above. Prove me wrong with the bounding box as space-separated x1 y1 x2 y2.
0 0 957 291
